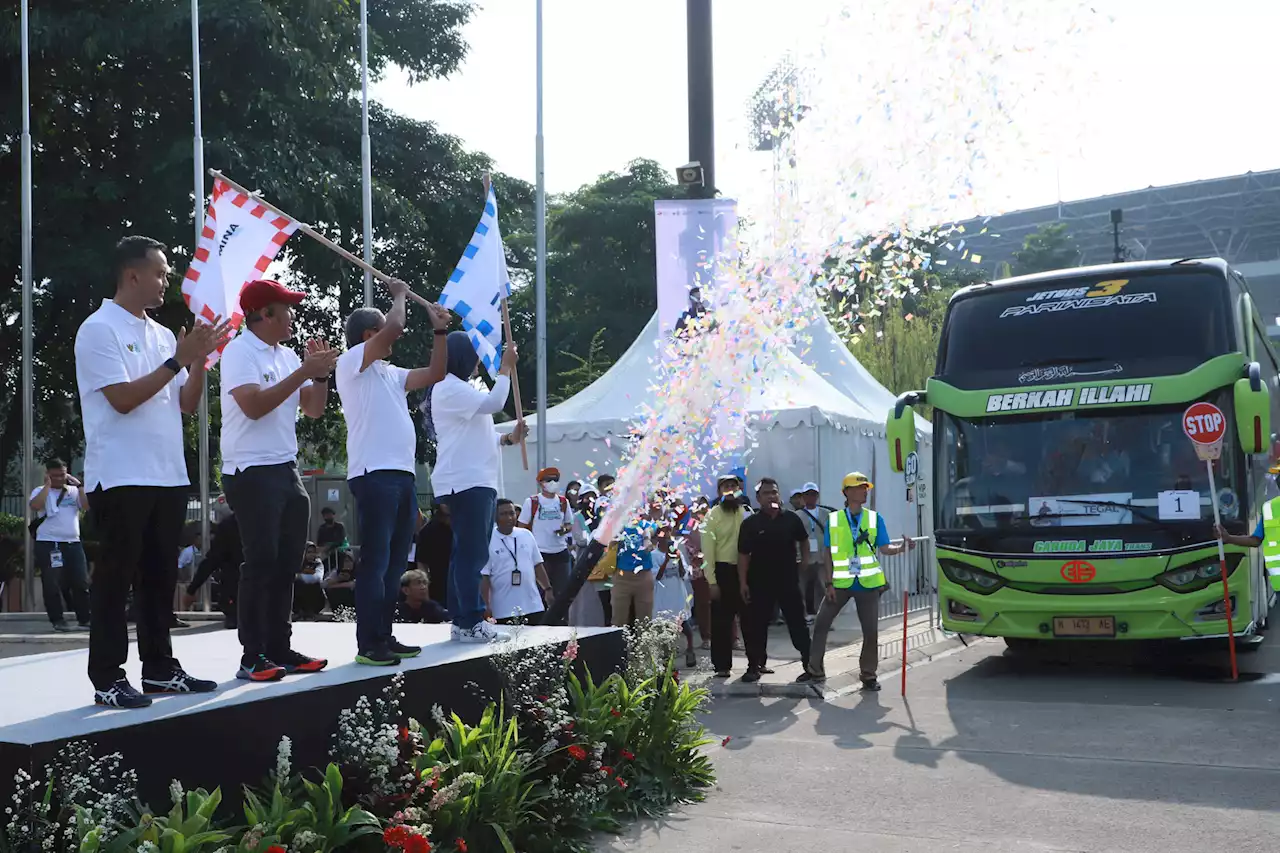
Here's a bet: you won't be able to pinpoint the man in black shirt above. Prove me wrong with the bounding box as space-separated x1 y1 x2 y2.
736 477 812 683
316 507 347 575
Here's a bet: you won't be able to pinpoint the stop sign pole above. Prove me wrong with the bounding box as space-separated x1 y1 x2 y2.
1182 402 1238 681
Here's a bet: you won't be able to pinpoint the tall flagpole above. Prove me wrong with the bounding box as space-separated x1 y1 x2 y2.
360 0 374 307
20 0 35 607
534 0 548 470
192 0 210 610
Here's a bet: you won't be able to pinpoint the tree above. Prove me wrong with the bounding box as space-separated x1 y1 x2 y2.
506 159 678 408
0 1 534 486
552 328 613 404
1012 222 1081 275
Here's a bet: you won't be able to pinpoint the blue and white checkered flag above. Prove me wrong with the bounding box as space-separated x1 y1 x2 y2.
439 186 512 377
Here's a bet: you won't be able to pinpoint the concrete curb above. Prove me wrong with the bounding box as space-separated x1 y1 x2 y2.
701 627 984 701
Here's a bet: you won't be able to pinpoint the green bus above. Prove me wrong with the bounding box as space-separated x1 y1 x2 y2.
886 258 1277 647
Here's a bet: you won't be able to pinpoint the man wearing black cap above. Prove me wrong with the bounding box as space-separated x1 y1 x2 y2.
337 279 452 665
220 278 339 681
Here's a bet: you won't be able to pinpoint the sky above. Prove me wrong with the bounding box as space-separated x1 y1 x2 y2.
373 0 1280 221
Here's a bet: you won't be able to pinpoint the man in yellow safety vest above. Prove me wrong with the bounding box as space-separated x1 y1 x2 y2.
1214 489 1280 596
801 471 914 691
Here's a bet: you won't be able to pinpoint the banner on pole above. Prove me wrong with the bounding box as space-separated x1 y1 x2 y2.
439 185 512 377
182 178 299 364
654 199 738 336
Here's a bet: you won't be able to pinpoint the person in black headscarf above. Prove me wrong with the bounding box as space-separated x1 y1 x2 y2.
421 331 526 643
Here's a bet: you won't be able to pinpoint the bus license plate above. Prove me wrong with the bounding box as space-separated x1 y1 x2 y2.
1052 616 1116 638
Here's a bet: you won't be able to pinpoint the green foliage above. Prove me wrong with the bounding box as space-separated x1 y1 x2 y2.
78 788 231 853
552 328 613 404
0 0 535 485
238 764 380 853
1013 222 1081 275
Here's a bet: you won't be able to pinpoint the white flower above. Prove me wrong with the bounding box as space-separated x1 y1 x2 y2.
169 779 184 805
275 736 293 780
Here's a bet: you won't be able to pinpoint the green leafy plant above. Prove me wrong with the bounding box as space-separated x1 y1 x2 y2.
238 764 379 853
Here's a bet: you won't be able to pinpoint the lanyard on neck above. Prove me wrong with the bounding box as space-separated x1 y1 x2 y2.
845 508 871 550
499 535 519 568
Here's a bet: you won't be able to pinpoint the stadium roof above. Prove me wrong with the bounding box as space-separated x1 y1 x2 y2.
942 169 1280 273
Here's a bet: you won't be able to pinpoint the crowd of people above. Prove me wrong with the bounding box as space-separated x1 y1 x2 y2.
55 235 914 710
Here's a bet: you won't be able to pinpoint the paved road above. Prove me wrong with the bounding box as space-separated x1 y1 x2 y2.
604 634 1280 853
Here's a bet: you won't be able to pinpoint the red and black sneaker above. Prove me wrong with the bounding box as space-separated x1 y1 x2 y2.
236 654 286 682
273 649 328 675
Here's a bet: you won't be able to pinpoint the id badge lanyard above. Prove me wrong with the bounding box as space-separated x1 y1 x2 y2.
501 537 522 586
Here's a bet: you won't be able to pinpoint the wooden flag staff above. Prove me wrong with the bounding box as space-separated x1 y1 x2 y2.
208 169 436 311
481 172 529 470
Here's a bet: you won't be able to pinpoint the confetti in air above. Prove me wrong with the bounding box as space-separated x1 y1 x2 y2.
588 0 1105 542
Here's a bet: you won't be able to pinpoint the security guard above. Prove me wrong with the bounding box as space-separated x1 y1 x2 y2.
802 472 914 691
1215 469 1280 596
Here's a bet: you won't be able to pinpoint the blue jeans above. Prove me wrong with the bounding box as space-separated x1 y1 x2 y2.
439 486 496 629
349 470 418 652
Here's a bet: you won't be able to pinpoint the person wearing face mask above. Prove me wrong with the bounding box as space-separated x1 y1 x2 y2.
518 468 580 606
423 332 527 643
702 474 752 678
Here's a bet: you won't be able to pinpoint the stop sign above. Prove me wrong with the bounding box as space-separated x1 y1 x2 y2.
1183 402 1227 446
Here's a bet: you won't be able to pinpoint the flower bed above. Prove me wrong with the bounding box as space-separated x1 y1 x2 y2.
2 621 714 853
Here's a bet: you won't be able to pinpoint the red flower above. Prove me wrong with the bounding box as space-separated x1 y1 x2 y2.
600 765 614 775
404 834 431 853
564 721 575 731
266 846 287 853
383 827 410 848
620 749 635 761
615 776 628 789
610 708 621 717
455 839 468 853
399 725 410 742
721 736 732 747
567 744 588 761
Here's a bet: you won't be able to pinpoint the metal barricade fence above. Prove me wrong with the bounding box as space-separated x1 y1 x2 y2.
876 536 937 626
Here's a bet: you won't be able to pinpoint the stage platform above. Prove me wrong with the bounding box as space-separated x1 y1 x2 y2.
0 622 624 807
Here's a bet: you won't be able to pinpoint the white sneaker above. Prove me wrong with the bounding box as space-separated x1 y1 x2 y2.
451 621 505 643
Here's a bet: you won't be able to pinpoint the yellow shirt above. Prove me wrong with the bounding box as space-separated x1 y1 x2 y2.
700 504 748 583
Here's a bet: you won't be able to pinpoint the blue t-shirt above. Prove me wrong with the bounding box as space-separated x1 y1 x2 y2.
823 508 891 590
616 521 657 573
1253 518 1264 539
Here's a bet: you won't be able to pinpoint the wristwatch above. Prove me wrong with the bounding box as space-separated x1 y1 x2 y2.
433 329 448 336
163 357 181 375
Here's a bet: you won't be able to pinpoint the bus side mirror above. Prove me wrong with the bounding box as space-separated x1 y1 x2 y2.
1234 366 1269 454
886 398 918 473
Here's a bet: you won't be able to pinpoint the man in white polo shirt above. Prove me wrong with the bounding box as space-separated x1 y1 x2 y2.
220 278 338 682
28 458 90 632
336 279 452 666
75 235 230 708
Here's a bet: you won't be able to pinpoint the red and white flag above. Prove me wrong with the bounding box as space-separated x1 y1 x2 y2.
181 178 300 363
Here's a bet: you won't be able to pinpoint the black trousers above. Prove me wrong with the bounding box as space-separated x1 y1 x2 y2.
86 486 186 688
744 567 811 671
224 463 310 660
710 562 745 673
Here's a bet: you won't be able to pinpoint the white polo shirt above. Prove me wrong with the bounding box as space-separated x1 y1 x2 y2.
75 299 191 490
219 328 309 474
429 374 509 496
518 494 571 554
482 526 545 620
335 342 415 478
28 487 81 543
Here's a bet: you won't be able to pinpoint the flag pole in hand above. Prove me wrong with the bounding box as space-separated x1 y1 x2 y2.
481 173 529 471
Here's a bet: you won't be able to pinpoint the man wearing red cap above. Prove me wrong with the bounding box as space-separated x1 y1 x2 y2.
219 279 339 681
336 280 452 666
518 467 579 615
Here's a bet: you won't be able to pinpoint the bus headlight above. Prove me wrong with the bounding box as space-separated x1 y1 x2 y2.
939 559 1006 595
1156 554 1242 593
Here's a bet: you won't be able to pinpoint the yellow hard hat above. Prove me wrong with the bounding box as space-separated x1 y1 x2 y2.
842 471 874 489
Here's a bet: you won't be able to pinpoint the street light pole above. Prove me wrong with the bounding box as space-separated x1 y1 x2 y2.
192 0 211 610
534 0 548 470
361 0 374 307
687 0 715 200
20 0 35 608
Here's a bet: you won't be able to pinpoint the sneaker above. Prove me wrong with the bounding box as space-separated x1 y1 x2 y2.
272 650 328 674
94 679 152 709
451 622 504 644
685 650 698 669
741 669 761 684
795 671 818 683
236 655 286 682
861 677 881 692
171 617 191 629
758 666 775 675
388 639 422 659
713 670 731 678
74 622 91 632
52 621 75 634
142 669 218 694
355 647 401 666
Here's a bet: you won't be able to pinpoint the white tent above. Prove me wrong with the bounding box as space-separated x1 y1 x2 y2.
498 314 932 533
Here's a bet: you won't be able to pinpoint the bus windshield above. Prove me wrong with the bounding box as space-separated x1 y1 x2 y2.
936 396 1243 532
940 270 1233 385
